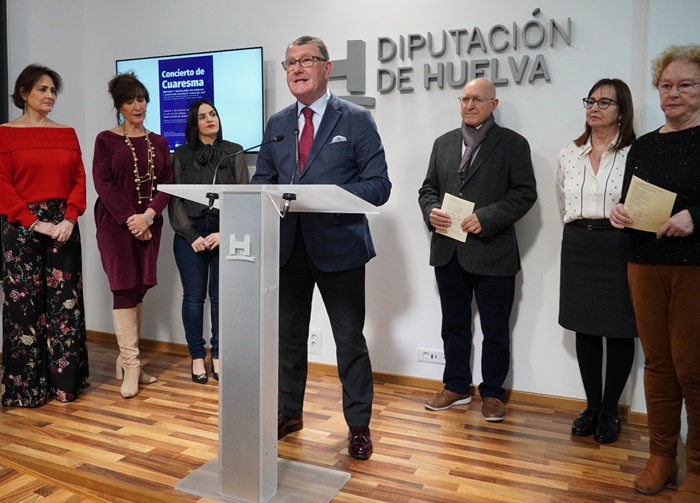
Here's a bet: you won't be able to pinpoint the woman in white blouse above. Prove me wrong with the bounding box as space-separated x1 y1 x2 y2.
556 79 637 444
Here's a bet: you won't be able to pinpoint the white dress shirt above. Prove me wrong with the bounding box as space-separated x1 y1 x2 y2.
296 90 330 139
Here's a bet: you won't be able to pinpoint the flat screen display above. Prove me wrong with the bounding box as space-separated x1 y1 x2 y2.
116 46 264 152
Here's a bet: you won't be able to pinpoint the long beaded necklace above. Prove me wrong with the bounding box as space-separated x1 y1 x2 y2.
122 126 156 204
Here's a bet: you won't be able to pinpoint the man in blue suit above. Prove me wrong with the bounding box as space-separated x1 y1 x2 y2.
251 35 391 459
418 78 537 422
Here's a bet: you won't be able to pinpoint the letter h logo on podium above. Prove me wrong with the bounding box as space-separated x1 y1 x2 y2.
226 234 255 262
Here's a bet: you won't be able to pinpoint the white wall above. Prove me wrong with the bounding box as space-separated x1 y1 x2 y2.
6 0 700 414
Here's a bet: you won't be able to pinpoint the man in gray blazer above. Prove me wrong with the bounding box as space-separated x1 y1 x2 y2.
252 36 391 459
418 78 537 422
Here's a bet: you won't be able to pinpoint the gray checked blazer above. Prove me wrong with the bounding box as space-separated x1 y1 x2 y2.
418 122 537 276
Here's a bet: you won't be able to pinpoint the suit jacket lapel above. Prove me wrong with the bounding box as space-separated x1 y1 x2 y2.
273 106 298 182
284 105 298 148
299 94 341 179
461 124 502 185
447 130 464 187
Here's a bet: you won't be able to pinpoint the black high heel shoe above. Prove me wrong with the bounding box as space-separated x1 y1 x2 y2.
191 359 208 384
211 358 219 382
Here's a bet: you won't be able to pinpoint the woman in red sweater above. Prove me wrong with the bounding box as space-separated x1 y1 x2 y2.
0 64 89 407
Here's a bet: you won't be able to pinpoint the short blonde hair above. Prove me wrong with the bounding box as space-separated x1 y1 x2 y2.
651 44 700 87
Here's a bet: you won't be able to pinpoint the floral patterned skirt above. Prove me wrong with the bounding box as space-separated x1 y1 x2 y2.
1 200 89 407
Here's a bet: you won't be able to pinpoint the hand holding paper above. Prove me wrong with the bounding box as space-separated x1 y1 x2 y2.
622 176 677 233
434 193 475 242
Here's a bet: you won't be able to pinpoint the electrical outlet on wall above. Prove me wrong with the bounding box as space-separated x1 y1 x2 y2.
417 347 445 365
308 327 323 355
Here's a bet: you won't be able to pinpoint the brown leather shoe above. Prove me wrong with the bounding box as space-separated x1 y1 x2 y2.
278 412 303 440
348 426 373 460
482 397 507 422
424 389 472 411
672 471 700 503
634 454 678 494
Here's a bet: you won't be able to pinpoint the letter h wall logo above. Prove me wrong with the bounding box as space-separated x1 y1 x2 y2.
331 40 376 108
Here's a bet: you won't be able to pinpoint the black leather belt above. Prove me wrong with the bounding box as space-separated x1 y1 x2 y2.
569 219 614 231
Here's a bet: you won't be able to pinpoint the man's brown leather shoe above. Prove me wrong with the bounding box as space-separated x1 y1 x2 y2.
348 426 373 460
482 397 507 422
424 389 472 411
278 412 303 440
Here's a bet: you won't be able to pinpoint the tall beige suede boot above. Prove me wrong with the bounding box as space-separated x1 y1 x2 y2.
116 303 156 384
113 307 141 398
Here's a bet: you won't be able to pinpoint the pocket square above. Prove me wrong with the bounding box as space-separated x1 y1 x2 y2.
330 135 347 143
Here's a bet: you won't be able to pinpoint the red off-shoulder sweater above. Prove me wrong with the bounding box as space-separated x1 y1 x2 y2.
0 126 87 228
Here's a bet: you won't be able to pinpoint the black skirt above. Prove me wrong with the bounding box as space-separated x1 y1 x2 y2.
558 219 638 339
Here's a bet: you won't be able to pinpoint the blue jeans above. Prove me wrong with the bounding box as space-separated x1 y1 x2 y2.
173 216 219 360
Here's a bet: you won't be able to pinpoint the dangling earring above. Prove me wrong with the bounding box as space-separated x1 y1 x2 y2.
618 116 622 127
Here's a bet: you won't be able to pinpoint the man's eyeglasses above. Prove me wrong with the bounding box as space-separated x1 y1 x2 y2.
281 56 327 72
458 96 494 105
657 81 700 94
582 98 618 110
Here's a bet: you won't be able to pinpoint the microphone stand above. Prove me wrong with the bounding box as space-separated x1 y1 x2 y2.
206 134 285 209
281 129 300 218
291 127 299 186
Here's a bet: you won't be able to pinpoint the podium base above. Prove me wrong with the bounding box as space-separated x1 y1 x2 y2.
175 457 351 503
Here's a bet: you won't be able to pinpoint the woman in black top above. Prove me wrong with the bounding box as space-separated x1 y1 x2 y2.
611 44 700 500
169 99 248 383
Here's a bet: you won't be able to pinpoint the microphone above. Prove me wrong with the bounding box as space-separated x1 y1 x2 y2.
211 135 285 184
207 135 285 208
281 129 299 218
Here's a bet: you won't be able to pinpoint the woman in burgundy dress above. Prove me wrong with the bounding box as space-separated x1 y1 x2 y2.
0 64 89 407
93 72 172 398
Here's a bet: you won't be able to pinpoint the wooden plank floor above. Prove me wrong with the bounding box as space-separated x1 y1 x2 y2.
0 337 683 503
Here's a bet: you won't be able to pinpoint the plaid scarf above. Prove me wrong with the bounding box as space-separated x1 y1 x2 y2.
458 113 495 181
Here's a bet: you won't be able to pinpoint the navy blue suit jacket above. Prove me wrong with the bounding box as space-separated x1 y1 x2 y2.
252 93 391 272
